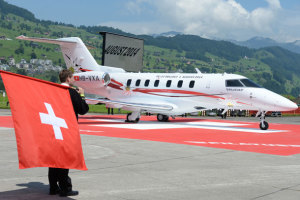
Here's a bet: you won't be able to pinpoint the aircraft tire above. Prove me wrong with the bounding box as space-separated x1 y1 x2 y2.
162 115 169 121
157 114 169 122
126 113 139 123
259 121 269 130
157 114 164 121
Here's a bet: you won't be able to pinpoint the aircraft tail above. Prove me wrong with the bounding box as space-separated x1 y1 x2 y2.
16 35 99 72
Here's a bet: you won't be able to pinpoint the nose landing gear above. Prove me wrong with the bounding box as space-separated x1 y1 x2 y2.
258 111 269 130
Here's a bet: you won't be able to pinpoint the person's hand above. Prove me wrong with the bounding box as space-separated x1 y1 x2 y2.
77 87 84 95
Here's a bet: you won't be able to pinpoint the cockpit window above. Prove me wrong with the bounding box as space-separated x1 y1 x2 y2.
226 79 243 87
240 79 262 88
226 79 262 88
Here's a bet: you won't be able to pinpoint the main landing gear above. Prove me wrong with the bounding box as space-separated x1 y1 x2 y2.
157 114 169 122
125 112 140 123
258 111 269 130
220 109 227 119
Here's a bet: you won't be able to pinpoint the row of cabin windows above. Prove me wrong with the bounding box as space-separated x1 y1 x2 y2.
127 79 195 88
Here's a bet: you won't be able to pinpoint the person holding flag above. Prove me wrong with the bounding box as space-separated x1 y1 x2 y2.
48 69 89 196
0 69 89 197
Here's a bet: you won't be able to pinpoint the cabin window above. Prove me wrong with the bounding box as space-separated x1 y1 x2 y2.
166 80 172 87
127 79 132 87
154 80 160 87
226 79 243 87
144 79 150 87
136 79 141 87
189 80 195 88
177 80 183 88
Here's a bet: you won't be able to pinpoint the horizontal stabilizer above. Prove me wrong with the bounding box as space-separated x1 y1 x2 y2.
16 35 77 45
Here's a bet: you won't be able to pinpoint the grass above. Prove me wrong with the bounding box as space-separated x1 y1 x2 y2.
0 94 131 114
88 104 130 114
0 95 9 109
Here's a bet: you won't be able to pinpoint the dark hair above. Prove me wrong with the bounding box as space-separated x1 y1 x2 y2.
59 69 73 83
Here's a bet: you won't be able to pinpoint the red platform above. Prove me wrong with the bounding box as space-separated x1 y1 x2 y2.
1 115 300 156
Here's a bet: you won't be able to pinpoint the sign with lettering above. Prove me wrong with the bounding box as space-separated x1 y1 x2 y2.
100 32 144 72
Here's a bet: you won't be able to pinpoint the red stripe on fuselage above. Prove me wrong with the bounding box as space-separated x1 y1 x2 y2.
111 79 123 87
237 101 251 106
79 68 92 72
131 88 225 99
108 83 122 90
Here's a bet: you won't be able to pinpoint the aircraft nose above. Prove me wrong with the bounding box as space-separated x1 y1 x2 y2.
277 98 298 111
288 101 298 110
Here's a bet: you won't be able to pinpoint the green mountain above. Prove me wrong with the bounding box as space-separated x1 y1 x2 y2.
0 0 300 98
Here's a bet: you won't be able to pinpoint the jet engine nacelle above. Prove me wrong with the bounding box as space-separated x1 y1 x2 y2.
73 71 111 93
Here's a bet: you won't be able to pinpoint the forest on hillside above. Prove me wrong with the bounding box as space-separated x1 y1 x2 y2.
0 0 300 97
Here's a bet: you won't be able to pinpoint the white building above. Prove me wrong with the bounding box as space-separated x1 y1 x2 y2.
45 60 53 66
30 59 38 65
8 58 15 66
20 59 27 64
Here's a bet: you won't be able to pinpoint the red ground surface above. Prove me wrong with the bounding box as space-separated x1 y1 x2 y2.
1 115 300 156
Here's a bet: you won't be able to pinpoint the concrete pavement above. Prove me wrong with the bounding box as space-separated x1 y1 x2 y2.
1 109 300 200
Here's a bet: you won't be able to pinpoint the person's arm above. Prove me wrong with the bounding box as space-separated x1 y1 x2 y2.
69 88 89 115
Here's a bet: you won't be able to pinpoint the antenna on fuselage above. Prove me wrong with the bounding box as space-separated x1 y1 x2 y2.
195 68 202 74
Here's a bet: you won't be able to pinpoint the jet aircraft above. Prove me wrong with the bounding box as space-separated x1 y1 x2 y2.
16 36 298 130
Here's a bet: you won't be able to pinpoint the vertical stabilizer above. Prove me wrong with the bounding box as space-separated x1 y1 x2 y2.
16 36 99 72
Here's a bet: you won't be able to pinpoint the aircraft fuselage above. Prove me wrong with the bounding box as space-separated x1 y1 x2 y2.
74 71 297 115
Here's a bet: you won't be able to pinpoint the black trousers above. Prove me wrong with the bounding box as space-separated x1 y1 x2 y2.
48 168 72 192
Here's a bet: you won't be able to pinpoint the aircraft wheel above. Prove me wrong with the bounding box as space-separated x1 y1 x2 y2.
126 113 140 123
157 114 164 121
259 121 269 130
157 114 169 122
162 115 169 121
125 113 131 122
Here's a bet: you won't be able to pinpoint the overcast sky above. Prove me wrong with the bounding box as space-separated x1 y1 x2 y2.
5 0 300 42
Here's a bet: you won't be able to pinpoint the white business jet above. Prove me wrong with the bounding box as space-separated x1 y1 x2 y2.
16 36 298 130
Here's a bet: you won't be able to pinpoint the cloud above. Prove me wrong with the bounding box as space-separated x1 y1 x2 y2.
150 0 282 40
100 21 171 35
123 0 298 41
118 0 300 42
265 0 281 9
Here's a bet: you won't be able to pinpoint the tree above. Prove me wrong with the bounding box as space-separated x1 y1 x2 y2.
31 51 37 59
7 22 12 30
0 80 4 91
15 45 24 54
50 75 58 83
16 69 27 76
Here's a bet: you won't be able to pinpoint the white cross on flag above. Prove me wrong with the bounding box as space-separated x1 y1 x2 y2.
40 102 68 140
0 70 87 170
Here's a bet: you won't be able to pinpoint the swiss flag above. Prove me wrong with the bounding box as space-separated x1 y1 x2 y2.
0 70 87 170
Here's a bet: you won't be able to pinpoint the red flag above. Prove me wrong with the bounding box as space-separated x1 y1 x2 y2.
0 70 87 170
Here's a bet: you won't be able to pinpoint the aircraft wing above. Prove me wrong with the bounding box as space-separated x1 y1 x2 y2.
86 98 173 111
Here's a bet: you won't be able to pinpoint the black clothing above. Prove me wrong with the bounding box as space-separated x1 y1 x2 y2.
68 88 89 120
48 87 89 194
48 168 71 193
